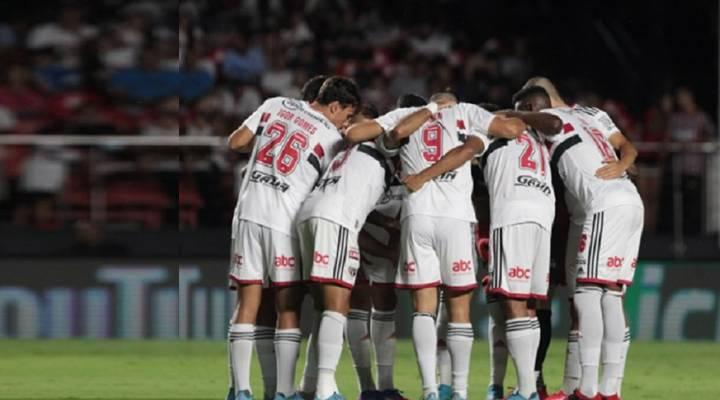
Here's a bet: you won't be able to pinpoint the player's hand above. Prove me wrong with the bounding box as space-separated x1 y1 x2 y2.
403 174 427 192
595 160 628 180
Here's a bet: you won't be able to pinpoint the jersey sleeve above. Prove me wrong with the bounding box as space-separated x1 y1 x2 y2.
463 103 493 154
374 107 418 132
592 110 620 139
240 97 280 134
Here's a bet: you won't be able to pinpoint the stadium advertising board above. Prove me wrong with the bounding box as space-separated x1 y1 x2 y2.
0 259 719 340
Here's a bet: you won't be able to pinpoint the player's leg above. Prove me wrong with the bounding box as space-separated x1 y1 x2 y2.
397 215 441 400
435 290 452 400
530 227 552 399
347 275 376 396
437 219 478 400
486 295 507 400
316 284 353 399
270 230 305 399
533 298 551 399
228 220 266 400
488 224 537 400
256 288 278 400
370 283 402 397
297 221 320 399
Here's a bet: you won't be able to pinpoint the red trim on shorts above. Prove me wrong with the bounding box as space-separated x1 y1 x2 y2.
228 274 263 285
370 282 395 288
271 280 306 288
577 277 618 286
442 283 479 292
309 276 354 289
618 279 633 286
488 287 532 299
395 281 442 290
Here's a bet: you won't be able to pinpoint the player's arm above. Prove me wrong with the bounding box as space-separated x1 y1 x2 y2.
486 115 526 139
403 135 485 192
596 132 638 180
344 120 384 143
502 111 562 136
227 126 255 152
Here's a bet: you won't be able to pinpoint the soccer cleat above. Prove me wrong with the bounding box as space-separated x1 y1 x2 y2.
505 390 540 400
420 393 437 400
315 393 346 400
380 389 408 400
235 390 253 400
438 384 453 400
568 390 601 400
359 391 381 400
485 384 503 400
537 385 549 400
600 395 620 400
545 391 568 400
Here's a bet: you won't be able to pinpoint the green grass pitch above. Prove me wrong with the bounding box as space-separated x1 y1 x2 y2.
0 340 718 399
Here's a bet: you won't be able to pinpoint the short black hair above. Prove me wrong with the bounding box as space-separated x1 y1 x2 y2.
396 93 427 108
478 102 501 112
359 103 379 119
300 75 327 102
511 85 550 105
316 76 361 108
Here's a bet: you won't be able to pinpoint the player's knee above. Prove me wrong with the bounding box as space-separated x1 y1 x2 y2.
371 285 397 311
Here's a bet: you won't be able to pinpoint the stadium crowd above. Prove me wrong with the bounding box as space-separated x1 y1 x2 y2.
0 0 715 235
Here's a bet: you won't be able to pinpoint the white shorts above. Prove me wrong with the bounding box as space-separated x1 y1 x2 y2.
359 255 396 286
488 222 551 300
298 218 361 289
229 220 300 287
576 205 644 287
564 220 584 298
397 215 478 291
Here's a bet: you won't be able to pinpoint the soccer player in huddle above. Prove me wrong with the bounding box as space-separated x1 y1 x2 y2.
226 76 360 400
517 79 642 400
347 92 525 400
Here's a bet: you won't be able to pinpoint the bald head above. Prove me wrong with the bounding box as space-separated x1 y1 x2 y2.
523 76 566 107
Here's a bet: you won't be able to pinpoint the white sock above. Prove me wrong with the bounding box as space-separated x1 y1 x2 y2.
255 326 277 397
275 328 302 396
562 330 581 394
227 323 235 391
299 311 321 393
436 296 452 387
347 309 375 392
488 301 507 387
447 322 474 397
618 327 630 396
506 317 536 398
413 312 438 397
229 323 255 392
575 287 603 397
372 309 397 390
530 317 540 372
599 291 625 396
317 311 347 398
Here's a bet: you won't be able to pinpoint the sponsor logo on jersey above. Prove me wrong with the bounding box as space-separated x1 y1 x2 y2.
452 260 472 273
515 175 552 196
508 266 531 280
348 248 360 260
404 261 416 273
607 256 624 268
314 176 341 190
250 170 290 192
314 251 330 266
282 98 303 111
274 255 296 268
434 171 457 182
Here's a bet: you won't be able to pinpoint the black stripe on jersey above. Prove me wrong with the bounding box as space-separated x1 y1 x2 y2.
307 154 322 175
357 144 393 188
574 106 600 117
480 139 509 169
550 134 582 168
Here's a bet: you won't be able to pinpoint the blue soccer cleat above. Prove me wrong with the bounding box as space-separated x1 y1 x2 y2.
506 390 539 400
421 393 437 400
315 393 346 400
486 385 503 400
236 390 254 400
438 385 452 400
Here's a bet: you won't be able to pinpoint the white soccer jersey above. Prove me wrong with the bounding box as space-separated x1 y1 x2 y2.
297 140 394 232
542 106 642 215
375 103 494 222
235 97 344 236
480 129 555 230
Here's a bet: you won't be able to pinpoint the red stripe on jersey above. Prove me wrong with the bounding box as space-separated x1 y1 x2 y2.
313 144 325 159
260 112 271 123
456 119 466 129
562 123 574 133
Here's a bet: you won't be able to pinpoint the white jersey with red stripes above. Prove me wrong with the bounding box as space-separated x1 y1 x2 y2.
374 102 494 222
541 106 642 215
235 97 344 236
480 129 555 230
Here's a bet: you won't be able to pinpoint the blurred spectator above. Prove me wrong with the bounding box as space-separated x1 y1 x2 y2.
141 97 179 136
221 33 266 82
109 47 180 102
27 6 98 67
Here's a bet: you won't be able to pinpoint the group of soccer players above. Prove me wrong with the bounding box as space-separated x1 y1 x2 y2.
225 74 644 400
